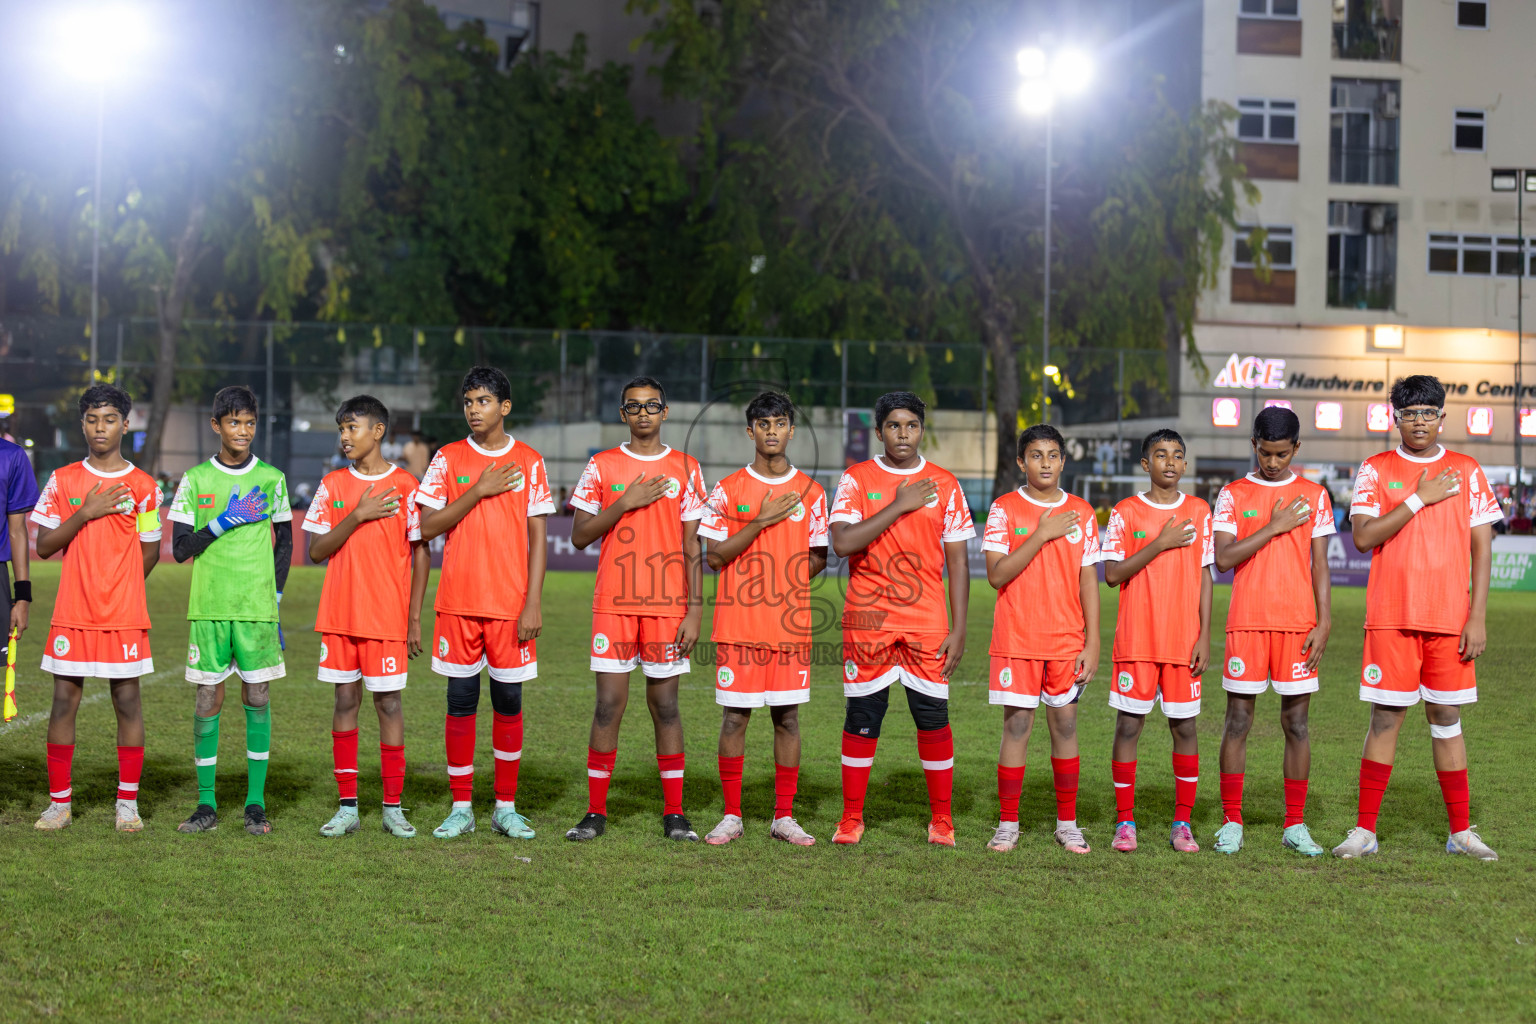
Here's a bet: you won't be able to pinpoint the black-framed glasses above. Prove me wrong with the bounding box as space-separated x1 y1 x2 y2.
621 400 665 415
1395 407 1443 423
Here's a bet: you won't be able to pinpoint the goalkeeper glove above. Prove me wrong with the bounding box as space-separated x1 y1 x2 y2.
209 484 270 536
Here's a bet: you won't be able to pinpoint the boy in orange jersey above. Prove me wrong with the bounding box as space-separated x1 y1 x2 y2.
1334 375 1502 861
1210 406 1334 857
1100 429 1213 854
305 395 431 839
696 392 828 847
981 424 1100 855
31 384 162 832
829 391 975 847
565 375 709 843
413 367 555 841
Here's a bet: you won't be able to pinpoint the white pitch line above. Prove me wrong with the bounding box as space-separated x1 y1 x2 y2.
0 667 179 738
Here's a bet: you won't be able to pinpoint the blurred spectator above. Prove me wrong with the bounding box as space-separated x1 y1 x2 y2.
382 428 406 461
403 431 430 479
293 481 313 510
556 486 571 515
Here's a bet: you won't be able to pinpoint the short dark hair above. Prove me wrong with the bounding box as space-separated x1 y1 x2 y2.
460 366 511 403
1252 406 1300 444
1016 422 1066 459
212 385 259 421
1390 374 1445 410
336 394 391 433
1141 427 1185 458
622 375 667 407
79 383 131 419
875 391 926 429
745 391 795 426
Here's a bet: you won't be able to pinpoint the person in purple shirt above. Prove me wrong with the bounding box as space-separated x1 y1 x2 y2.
2 437 40 640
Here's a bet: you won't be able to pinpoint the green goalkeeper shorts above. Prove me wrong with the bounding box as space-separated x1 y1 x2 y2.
186 620 286 686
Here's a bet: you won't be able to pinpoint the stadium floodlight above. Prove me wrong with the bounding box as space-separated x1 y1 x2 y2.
1015 41 1095 423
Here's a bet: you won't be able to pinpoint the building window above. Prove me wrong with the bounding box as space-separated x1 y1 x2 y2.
1456 1 1488 29
1327 202 1396 310
1234 226 1295 268
1453 109 1485 152
1242 0 1300 17
1332 0 1403 61
1428 233 1533 276
1237 99 1297 142
505 2 539 67
1330 79 1400 185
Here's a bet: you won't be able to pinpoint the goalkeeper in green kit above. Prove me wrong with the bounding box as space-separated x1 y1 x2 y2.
167 386 292 835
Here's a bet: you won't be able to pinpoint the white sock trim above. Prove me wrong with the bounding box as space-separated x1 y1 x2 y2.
50 788 72 800
493 748 522 761
451 800 472 809
919 757 955 771
246 750 270 761
194 756 217 767
446 764 474 776
117 781 139 793
840 755 874 768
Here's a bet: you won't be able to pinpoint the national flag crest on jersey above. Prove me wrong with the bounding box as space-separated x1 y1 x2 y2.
197 494 215 509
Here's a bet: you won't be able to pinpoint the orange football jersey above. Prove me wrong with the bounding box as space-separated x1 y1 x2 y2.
1213 473 1335 633
305 464 423 641
1349 446 1502 635
698 465 828 649
1101 492 1214 664
569 444 708 616
828 456 976 636
982 490 1101 659
30 461 162 631
413 436 555 619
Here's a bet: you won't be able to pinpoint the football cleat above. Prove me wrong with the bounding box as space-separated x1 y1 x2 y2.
565 812 606 842
662 813 699 842
1281 823 1324 857
704 814 744 845
381 806 416 838
1111 820 1138 852
490 807 536 840
987 821 1020 853
927 814 956 847
832 814 865 845
432 806 476 839
1332 827 1379 859
320 805 361 838
177 803 218 834
244 804 272 836
1170 821 1199 852
35 801 72 831
769 816 815 846
114 800 143 833
1213 821 1244 855
1054 823 1091 855
1447 828 1498 862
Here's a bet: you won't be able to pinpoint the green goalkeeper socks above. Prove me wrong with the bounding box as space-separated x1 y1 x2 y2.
193 712 220 809
243 704 271 809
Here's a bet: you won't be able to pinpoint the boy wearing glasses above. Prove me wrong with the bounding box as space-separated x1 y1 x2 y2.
566 376 709 842
1334 375 1501 861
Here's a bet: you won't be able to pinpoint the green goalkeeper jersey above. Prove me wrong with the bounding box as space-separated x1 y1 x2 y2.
168 457 292 621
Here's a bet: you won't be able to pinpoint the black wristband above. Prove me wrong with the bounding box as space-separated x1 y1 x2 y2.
12 580 31 603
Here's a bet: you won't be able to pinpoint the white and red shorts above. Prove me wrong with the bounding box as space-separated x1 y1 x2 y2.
320 633 411 693
988 654 1082 709
41 626 153 679
714 643 811 708
1222 631 1319 696
1108 660 1203 719
590 612 688 679
1361 628 1477 707
432 613 537 682
842 628 948 700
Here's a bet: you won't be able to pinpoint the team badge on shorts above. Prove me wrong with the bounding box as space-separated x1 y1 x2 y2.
1227 656 1245 677
187 644 200 666
438 636 449 658
998 666 1013 689
664 477 681 498
53 635 70 657
319 641 329 663
1363 663 1383 686
593 633 611 655
717 666 735 688
1117 670 1133 693
844 659 858 681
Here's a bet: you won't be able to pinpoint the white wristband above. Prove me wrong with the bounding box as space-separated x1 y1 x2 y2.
1403 493 1425 515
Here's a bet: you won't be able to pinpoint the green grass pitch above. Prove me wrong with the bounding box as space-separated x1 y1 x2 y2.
1 564 1533 1022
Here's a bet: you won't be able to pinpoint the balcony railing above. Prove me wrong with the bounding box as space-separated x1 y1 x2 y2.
1330 146 1399 186
1327 271 1395 310
1332 20 1401 61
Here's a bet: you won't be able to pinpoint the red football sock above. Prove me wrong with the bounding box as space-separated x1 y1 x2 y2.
444 714 476 804
840 732 878 818
380 743 405 806
46 742 74 804
1436 768 1470 834
1051 755 1080 822
587 747 616 816
1283 777 1308 827
116 745 144 802
657 752 685 815
492 711 522 805
916 725 954 819
1172 752 1199 822
1220 771 1245 825
997 764 1025 823
773 763 798 819
1111 759 1137 823
332 729 359 801
1357 758 1393 832
718 754 744 817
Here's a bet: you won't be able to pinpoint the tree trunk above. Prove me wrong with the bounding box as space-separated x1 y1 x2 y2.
982 302 1025 502
143 196 207 474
